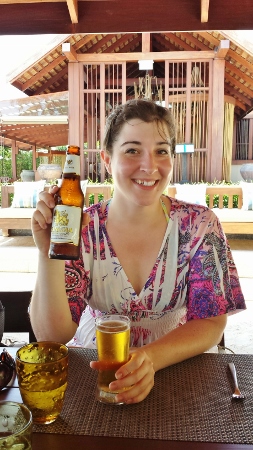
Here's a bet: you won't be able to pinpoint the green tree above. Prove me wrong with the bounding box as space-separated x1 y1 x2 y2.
16 150 33 178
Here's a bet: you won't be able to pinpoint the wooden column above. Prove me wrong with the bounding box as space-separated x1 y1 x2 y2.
32 145 36 171
207 57 225 181
11 140 17 180
207 40 229 182
248 119 253 160
210 58 224 181
142 33 151 52
68 61 84 178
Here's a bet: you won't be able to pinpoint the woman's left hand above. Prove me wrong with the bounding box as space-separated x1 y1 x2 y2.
90 348 155 404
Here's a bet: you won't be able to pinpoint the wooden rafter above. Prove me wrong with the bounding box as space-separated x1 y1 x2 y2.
62 42 78 61
0 0 78 23
214 39 229 59
201 0 209 23
66 0 78 23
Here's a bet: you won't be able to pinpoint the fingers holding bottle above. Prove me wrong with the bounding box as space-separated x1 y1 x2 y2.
32 186 59 254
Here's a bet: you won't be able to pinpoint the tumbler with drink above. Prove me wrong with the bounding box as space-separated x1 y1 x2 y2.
16 341 68 424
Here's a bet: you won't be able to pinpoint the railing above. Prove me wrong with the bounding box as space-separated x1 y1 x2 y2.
1 184 112 208
166 185 243 209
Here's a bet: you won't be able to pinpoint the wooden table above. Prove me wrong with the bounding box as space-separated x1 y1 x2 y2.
1 348 253 450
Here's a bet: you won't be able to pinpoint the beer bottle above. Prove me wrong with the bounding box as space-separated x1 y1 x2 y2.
49 145 84 260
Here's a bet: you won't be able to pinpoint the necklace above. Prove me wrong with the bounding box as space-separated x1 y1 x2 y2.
160 198 170 224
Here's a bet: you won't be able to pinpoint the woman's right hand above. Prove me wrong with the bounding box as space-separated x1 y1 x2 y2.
31 185 59 256
32 185 91 256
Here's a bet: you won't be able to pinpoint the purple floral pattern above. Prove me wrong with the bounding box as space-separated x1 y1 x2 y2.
65 197 246 347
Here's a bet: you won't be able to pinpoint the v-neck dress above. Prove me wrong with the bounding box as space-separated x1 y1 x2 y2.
65 196 246 348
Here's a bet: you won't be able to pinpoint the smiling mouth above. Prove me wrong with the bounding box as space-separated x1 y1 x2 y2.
134 179 157 186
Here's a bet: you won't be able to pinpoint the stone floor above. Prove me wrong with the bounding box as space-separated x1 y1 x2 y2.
0 234 252 353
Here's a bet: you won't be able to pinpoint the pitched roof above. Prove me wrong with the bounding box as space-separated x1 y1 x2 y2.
8 31 253 119
2 31 253 150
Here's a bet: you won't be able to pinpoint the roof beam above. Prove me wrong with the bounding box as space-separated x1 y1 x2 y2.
142 33 151 53
33 66 68 95
214 40 230 59
198 31 253 74
66 0 78 23
164 33 195 51
183 32 209 50
2 1 253 33
1 116 68 124
224 84 252 106
226 64 253 91
201 0 209 23
76 50 215 62
225 71 253 98
62 42 78 62
0 0 78 23
18 55 66 91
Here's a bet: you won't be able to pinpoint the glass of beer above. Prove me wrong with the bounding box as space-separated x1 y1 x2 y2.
0 401 32 449
15 341 69 424
95 314 130 404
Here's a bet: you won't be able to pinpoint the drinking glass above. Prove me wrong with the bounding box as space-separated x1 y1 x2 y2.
95 314 130 404
16 341 68 424
0 401 32 449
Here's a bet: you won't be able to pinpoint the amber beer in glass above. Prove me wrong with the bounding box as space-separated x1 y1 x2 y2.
49 145 84 260
16 342 69 425
95 315 130 404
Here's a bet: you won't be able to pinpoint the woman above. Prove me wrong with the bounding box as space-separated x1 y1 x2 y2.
30 99 245 404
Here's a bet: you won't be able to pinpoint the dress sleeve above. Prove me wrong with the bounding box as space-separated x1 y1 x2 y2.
186 212 246 321
65 247 92 325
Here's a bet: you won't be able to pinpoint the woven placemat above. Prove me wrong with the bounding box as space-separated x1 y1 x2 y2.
33 349 253 444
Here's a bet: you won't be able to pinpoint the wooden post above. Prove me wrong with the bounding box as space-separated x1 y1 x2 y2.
142 33 151 52
68 61 84 178
207 40 229 182
11 140 17 180
32 145 36 171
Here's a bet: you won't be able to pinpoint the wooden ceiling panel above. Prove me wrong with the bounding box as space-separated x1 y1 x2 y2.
2 124 68 148
1 0 253 34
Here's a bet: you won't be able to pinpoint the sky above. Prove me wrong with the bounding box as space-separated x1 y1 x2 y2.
0 34 56 101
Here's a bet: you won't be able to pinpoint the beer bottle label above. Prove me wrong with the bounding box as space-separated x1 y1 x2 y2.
63 154 80 175
51 205 82 245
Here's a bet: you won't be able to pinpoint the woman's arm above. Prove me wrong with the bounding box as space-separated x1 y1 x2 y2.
29 186 78 343
29 256 77 343
142 313 227 371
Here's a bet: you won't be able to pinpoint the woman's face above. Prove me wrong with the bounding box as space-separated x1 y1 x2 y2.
101 118 173 207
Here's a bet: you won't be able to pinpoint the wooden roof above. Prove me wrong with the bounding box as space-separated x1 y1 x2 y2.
0 91 69 150
2 31 253 150
1 0 253 34
8 31 253 118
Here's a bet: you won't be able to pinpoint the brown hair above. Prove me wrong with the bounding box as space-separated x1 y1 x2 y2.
103 99 176 155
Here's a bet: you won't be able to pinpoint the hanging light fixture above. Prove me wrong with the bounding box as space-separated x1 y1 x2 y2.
134 73 163 102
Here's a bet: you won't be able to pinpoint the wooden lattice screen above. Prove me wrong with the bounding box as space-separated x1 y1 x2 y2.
166 60 210 183
234 116 253 167
83 63 126 182
81 58 233 184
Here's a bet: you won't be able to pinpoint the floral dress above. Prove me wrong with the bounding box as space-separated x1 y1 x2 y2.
65 196 246 348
